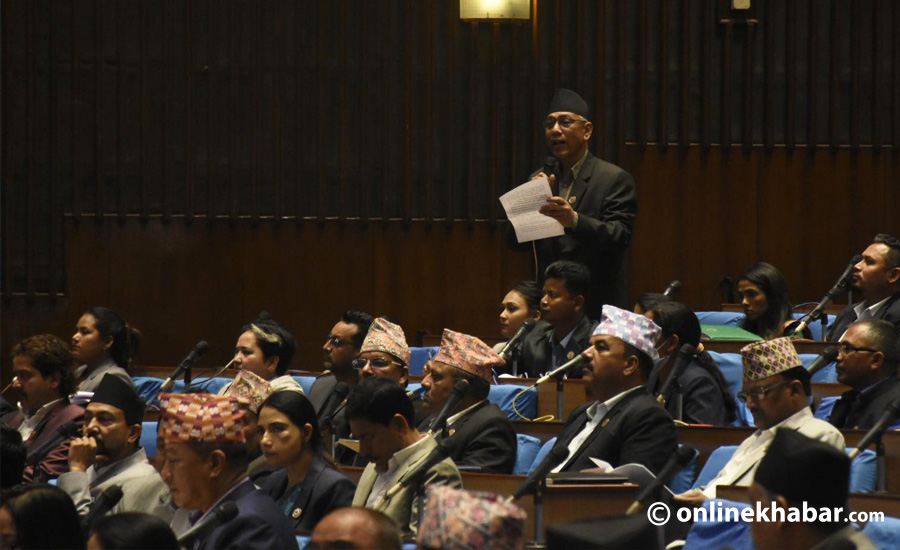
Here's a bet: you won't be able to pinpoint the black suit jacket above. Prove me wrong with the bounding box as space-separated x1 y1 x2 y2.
552 388 678 475
647 358 731 426
197 479 299 550
828 376 900 430
1 400 85 482
260 455 356 532
827 293 900 341
434 401 517 474
508 152 637 314
520 317 598 379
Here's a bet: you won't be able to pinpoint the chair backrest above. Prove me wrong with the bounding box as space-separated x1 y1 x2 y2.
706 352 750 426
683 498 755 550
799 353 837 383
184 377 232 394
292 375 317 396
692 445 739 490
861 515 900 549
669 445 700 494
814 396 840 422
133 376 164 407
489 384 537 421
140 421 159 458
848 448 877 493
695 312 746 327
409 346 438 376
528 437 559 474
514 434 542 475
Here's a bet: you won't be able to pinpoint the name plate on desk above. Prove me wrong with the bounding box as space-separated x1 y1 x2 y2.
546 473 629 486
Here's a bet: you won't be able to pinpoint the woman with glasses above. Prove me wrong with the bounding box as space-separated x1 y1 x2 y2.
257 391 356 532
221 314 304 395
737 262 809 340
71 306 139 392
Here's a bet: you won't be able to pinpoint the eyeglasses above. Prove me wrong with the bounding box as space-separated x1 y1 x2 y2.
837 342 879 355
543 116 587 130
736 380 792 403
352 357 400 370
325 335 351 348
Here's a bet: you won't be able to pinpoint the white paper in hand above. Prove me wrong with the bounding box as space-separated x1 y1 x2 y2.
500 176 565 243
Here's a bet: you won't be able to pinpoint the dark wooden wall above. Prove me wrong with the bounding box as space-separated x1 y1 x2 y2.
2 0 898 377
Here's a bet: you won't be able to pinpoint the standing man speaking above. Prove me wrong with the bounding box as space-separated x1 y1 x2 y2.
508 89 637 316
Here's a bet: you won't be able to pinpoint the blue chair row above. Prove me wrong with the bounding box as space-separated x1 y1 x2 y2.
695 311 837 341
134 375 320 407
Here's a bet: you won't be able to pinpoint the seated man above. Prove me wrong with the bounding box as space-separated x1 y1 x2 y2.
749 430 875 550
159 393 298 550
1 334 85 482
644 301 737 425
550 306 678 475
309 310 374 424
829 319 900 429
355 317 426 427
521 261 599 378
58 375 171 520
678 337 844 503
828 233 900 340
309 507 402 550
419 329 517 474
348 378 461 535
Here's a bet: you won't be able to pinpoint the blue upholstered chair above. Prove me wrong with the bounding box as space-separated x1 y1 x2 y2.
409 346 438 376
670 445 700 494
514 434 542 475
683 498 755 550
691 445 739 490
800 353 838 383
292 375 317 395
814 396 840 422
528 437 558 474
695 312 746 327
133 376 164 406
862 515 900 549
140 421 159 458
489 384 537 421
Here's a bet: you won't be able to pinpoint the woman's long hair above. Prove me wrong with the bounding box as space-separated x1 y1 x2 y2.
2 484 85 549
737 262 794 340
84 306 141 372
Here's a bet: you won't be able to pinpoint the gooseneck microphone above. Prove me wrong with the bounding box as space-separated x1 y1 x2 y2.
806 346 840 378
542 157 558 182
81 485 123 531
498 319 537 363
662 280 683 298
535 354 590 386
177 502 240 547
380 439 457 504
511 445 570 501
319 382 351 432
427 380 470 436
792 255 862 336
626 445 697 514
848 396 900 459
656 344 696 406
160 341 210 391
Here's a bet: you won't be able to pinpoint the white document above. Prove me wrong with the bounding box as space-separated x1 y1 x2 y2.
500 176 565 243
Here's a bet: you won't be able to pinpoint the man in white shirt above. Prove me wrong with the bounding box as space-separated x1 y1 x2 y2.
349 377 461 535
677 337 844 505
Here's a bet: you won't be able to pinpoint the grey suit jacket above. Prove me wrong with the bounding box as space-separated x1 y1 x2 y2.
57 447 172 522
352 434 461 535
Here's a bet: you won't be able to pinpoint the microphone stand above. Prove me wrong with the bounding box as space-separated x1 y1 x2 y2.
876 439 886 492
556 379 564 422
533 479 546 547
672 380 684 422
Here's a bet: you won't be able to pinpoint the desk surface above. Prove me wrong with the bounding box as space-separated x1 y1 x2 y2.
717 485 900 519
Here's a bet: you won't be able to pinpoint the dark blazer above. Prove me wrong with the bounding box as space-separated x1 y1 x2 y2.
828 376 900 430
552 388 678 475
197 479 299 550
1 400 85 482
434 401 517 474
520 317 598 379
827 293 900 341
508 152 637 314
260 455 356 532
307 373 338 416
647 358 731 426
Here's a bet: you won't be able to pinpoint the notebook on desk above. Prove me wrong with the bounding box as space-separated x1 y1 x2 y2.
700 325 762 341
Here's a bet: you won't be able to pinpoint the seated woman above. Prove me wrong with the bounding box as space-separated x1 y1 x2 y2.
644 301 737 426
494 281 542 376
71 306 139 392
221 315 304 394
737 262 809 339
257 391 356 532
0 484 85 550
633 292 671 315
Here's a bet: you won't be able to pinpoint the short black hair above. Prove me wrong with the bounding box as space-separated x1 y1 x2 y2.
1 484 84 549
508 281 542 313
622 342 654 380
342 310 375 349
241 314 297 376
1 423 26 490
544 261 592 299
635 292 671 313
854 319 900 375
874 233 900 270
11 334 75 397
345 377 414 428
91 512 179 550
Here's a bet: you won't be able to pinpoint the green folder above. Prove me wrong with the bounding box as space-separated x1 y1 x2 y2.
700 324 763 341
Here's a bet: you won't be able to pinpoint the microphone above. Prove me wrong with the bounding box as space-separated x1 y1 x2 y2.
806 346 840 378
177 502 240 547
498 319 537 363
26 420 80 465
656 344 696 405
427 380 470 436
792 255 862 336
511 445 570 501
848 396 900 459
81 485 123 530
662 280 682 298
542 156 557 182
626 445 697 515
160 341 210 391
319 382 351 432
381 439 456 503
535 354 590 385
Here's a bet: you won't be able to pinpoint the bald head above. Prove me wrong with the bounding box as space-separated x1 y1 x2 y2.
308 507 401 550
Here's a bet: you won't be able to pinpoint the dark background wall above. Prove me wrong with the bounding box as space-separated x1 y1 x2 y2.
2 0 898 377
